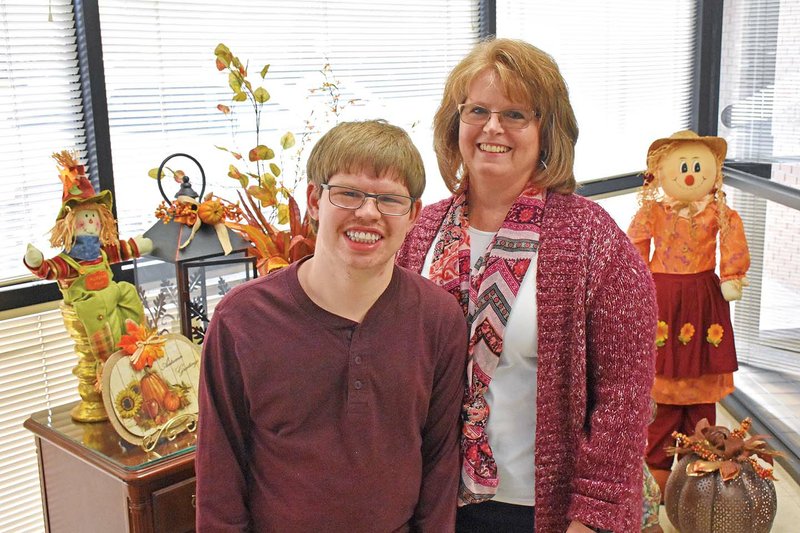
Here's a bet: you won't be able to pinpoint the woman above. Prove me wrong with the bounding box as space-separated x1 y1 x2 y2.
397 38 657 533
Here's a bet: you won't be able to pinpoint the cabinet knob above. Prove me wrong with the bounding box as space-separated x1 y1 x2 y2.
192 494 196 508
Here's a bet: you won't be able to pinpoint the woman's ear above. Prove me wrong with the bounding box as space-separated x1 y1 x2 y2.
409 199 423 225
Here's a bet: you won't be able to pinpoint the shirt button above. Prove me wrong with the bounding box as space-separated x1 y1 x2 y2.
354 380 363 390
354 356 363 365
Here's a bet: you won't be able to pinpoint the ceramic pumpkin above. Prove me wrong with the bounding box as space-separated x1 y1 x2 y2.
627 131 750 496
665 453 777 532
665 417 779 533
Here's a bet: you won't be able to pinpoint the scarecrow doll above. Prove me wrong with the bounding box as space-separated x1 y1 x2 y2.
627 130 750 496
24 150 153 361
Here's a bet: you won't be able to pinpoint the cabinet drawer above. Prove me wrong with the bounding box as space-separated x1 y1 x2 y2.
152 477 196 533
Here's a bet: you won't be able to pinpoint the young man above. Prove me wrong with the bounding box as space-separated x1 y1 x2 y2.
196 120 468 532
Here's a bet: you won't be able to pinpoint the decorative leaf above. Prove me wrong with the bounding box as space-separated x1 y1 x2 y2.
232 92 247 102
280 132 296 149
228 71 242 92
260 173 277 190
260 64 270 78
217 104 231 114
288 195 302 237
265 256 289 273
228 165 248 188
254 87 270 103
248 145 275 161
214 43 231 57
214 43 232 69
247 185 276 207
148 166 184 181
269 163 281 177
226 221 280 257
277 203 289 225
215 145 242 159
289 236 316 263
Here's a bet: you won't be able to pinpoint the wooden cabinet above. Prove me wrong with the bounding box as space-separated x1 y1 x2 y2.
24 402 196 533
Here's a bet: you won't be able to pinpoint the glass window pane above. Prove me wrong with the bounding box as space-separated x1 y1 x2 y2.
1 1 87 283
497 0 696 181
98 0 482 236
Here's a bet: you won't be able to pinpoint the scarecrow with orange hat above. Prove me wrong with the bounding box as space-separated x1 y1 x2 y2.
24 150 153 361
627 131 750 497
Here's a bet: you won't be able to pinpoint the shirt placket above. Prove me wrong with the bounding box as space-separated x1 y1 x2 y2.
346 325 369 414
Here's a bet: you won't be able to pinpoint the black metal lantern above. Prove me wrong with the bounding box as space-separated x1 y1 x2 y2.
134 153 257 344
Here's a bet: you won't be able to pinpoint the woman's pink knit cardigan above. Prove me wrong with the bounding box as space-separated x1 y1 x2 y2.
396 192 657 533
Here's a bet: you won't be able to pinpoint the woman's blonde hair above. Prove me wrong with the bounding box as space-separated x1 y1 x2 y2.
306 119 425 199
433 38 578 194
50 202 119 251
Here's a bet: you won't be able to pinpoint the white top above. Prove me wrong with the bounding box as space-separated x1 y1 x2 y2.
422 226 538 505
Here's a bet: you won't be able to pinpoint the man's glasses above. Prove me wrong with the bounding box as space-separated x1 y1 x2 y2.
321 184 415 216
457 103 538 130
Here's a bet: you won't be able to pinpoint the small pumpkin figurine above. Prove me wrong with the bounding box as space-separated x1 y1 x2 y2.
665 418 779 533
197 196 225 225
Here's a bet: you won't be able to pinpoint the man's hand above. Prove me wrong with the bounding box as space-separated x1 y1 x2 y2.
25 243 44 268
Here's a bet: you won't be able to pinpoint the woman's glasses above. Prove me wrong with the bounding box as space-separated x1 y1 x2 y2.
457 103 538 130
321 184 415 216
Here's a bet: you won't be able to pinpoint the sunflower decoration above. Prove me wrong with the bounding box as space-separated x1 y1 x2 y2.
706 323 724 347
115 386 143 419
678 322 695 345
118 319 166 371
655 320 669 347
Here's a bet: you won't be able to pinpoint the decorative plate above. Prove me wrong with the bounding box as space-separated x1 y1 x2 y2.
101 333 200 446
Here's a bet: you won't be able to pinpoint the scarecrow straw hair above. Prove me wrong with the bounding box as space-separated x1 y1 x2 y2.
52 149 80 169
50 203 119 250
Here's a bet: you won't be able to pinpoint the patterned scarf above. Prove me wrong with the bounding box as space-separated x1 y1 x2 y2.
68 235 102 261
428 186 545 504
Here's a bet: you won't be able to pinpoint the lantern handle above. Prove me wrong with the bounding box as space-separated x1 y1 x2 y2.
156 153 206 203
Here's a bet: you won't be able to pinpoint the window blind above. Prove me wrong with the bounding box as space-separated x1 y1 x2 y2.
97 0 482 238
1 1 87 285
496 0 697 182
0 304 78 532
719 0 800 173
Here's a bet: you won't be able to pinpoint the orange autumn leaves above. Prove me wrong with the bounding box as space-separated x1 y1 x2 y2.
118 320 165 371
655 320 723 348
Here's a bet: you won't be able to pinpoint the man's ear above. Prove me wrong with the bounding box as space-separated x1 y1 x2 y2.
306 183 321 220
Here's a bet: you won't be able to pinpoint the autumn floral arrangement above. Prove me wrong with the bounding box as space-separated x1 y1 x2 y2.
151 43 317 274
667 417 781 481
